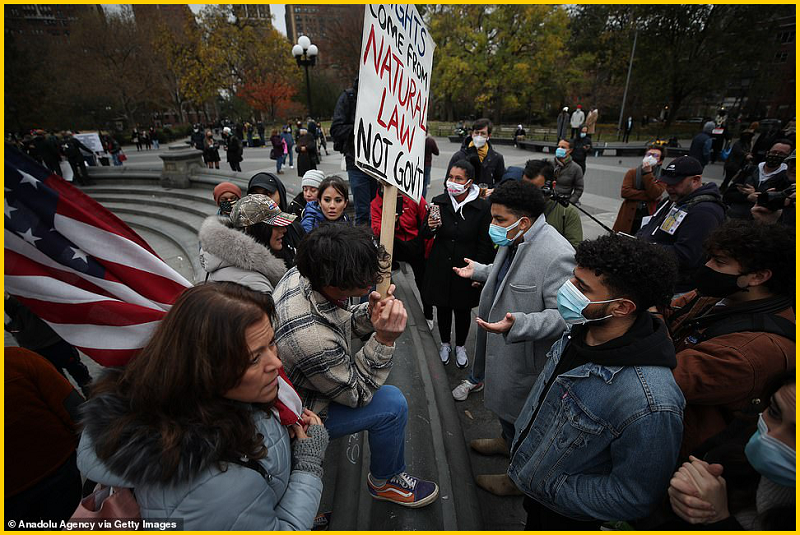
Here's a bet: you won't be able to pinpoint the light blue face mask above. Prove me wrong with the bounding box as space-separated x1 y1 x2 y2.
745 413 796 487
556 279 623 324
488 218 523 247
555 147 568 159
580 133 587 138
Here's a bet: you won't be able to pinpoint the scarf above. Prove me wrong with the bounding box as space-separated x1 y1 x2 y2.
469 140 489 162
555 155 573 168
449 184 480 219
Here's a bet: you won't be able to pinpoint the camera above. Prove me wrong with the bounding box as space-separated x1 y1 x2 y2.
756 189 790 212
540 185 572 207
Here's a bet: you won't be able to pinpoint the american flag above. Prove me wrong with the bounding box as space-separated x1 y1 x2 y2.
5 145 302 425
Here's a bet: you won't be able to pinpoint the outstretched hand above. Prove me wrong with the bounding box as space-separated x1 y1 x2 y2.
476 313 515 334
453 258 476 279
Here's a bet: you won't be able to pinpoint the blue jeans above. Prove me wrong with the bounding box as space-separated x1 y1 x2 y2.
423 165 432 199
286 147 294 167
112 152 122 166
347 167 378 226
468 345 485 385
324 385 408 480
276 153 285 173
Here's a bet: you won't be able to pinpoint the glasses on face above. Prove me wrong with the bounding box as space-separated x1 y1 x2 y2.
645 152 661 159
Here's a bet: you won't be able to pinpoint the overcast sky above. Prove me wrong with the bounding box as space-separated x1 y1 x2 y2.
105 4 287 36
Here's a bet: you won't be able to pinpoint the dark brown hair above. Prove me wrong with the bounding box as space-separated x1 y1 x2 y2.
91 282 277 480
318 175 349 202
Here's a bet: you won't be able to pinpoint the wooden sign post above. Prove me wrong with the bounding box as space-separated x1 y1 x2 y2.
376 184 398 296
354 5 436 297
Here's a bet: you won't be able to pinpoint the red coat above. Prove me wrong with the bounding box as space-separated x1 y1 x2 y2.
371 193 433 258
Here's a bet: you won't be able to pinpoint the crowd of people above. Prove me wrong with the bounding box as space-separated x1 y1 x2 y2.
8 129 129 185
192 118 329 177
6 108 796 531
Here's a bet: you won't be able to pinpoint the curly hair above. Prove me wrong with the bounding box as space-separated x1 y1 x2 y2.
575 234 678 310
490 180 546 220
296 224 390 290
704 220 795 296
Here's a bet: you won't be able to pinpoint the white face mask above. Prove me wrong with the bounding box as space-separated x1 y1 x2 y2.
472 135 487 149
446 180 470 196
642 155 659 168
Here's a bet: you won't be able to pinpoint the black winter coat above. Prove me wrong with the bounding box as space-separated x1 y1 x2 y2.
421 193 495 309
637 183 726 292
226 135 243 163
447 141 506 188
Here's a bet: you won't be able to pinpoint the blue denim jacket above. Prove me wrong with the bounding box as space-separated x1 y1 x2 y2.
508 328 685 521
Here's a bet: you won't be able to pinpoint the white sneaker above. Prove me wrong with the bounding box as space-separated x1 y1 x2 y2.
455 346 468 368
452 379 484 401
426 319 434 331
290 165 294 169
439 343 451 365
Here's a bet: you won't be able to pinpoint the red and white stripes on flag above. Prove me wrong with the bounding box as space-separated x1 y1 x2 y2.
5 145 191 366
5 145 303 426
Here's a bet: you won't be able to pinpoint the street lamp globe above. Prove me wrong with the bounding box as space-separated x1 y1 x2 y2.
307 44 318 57
292 44 304 58
298 35 311 50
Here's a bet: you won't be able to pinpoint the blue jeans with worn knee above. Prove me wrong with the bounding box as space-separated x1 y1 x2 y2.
324 384 408 480
347 167 378 226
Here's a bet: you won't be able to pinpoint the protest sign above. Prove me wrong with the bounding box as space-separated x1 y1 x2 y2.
355 5 436 203
74 132 104 153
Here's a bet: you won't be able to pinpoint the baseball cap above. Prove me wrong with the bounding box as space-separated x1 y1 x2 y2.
657 156 704 185
230 194 297 228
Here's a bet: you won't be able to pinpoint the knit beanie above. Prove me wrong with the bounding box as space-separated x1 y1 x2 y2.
302 169 325 189
213 181 242 204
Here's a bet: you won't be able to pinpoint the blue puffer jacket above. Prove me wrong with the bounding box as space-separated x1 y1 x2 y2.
300 201 350 233
77 385 322 530
508 315 685 522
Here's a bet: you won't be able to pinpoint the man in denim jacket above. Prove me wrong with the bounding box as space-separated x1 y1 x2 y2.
508 235 685 529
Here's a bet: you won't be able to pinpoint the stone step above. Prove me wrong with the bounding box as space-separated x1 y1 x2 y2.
90 194 216 220
97 201 205 283
81 185 219 208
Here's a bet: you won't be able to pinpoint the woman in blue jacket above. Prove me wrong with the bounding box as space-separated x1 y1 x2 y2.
77 283 328 530
301 175 351 232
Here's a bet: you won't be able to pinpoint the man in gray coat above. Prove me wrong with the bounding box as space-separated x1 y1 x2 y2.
452 181 575 496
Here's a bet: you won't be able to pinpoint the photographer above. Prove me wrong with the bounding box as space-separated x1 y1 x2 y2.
520 160 583 248
723 140 793 220
751 151 795 227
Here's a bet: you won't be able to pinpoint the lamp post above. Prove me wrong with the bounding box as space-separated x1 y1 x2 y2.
292 35 318 119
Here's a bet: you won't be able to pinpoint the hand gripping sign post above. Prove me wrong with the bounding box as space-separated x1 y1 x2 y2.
355 4 435 295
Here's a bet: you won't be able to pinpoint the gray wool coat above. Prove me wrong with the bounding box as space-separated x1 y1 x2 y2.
471 215 575 424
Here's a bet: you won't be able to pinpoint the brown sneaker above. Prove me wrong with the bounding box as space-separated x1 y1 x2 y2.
475 474 523 496
470 437 510 457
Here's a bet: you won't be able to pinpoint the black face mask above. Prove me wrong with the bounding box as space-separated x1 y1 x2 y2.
765 154 786 169
218 200 235 216
694 265 747 298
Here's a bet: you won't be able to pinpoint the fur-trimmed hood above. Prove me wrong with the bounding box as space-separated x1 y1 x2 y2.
198 216 287 291
78 370 242 486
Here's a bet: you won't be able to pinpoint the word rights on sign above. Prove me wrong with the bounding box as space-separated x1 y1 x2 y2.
355 4 436 203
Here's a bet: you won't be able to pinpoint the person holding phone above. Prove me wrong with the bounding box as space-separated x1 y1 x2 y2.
422 159 494 368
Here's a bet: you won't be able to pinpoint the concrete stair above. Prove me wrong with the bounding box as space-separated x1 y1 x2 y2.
79 179 216 284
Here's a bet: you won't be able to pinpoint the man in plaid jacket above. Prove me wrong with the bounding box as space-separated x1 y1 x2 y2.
273 224 439 509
